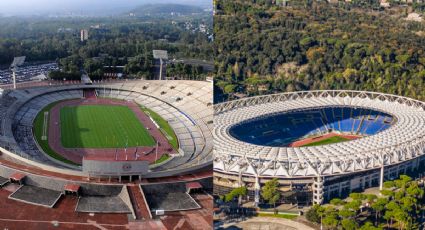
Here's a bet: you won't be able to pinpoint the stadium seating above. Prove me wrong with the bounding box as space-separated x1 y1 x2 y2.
9 185 62 208
141 182 200 211
1 80 212 174
76 186 133 213
229 107 394 147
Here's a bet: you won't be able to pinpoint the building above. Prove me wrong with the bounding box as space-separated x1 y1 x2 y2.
80 29 89 42
213 90 425 205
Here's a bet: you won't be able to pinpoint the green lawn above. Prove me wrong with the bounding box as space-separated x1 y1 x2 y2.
151 154 171 165
140 106 179 150
33 101 79 165
301 136 351 147
257 213 298 220
60 105 155 148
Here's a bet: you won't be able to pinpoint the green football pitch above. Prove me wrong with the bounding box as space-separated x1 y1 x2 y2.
301 136 351 147
60 105 155 148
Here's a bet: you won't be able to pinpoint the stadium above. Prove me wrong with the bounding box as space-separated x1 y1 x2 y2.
213 90 425 206
0 80 213 229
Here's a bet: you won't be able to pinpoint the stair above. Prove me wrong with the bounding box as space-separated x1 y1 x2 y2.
128 185 152 220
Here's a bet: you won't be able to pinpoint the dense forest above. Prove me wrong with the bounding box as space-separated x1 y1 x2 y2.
214 0 425 102
0 14 213 80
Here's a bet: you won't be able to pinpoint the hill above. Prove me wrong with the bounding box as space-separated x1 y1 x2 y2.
128 4 204 16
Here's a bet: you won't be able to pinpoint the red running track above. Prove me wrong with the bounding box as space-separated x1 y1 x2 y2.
288 132 361 147
47 98 175 164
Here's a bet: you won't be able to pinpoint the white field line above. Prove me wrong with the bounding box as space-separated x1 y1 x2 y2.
41 111 49 140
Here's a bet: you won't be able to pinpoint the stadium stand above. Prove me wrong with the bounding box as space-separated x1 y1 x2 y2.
75 185 134 214
229 107 394 147
11 89 83 167
0 165 133 213
76 196 131 213
214 90 425 205
9 185 62 208
0 176 8 187
141 182 201 212
0 80 212 177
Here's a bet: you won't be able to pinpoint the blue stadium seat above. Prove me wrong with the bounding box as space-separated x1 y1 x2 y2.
229 107 394 147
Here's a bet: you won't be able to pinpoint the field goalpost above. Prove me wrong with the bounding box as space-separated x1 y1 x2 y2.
41 111 48 140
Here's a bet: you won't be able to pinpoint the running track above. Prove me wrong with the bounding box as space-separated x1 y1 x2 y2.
288 132 361 147
48 98 175 164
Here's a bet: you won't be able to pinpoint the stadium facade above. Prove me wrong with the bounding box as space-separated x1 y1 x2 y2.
213 90 425 205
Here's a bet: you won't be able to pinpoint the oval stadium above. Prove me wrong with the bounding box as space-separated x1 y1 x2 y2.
213 90 425 206
0 80 213 229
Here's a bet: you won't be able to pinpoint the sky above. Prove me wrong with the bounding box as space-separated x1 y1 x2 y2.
0 0 212 16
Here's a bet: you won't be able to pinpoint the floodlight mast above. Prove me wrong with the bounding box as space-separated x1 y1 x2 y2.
12 67 16 89
152 50 168 80
159 58 164 80
10 56 26 89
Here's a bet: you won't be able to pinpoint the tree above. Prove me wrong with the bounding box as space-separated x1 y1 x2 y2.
322 208 339 229
366 194 377 203
394 175 412 189
223 84 237 94
303 175 424 229
214 0 425 102
341 218 358 230
380 189 394 197
224 186 247 205
359 222 382 230
306 204 323 223
371 198 388 225
344 199 361 213
383 181 395 189
349 192 366 201
330 198 345 206
339 208 356 219
406 182 424 198
392 208 409 230
261 178 281 208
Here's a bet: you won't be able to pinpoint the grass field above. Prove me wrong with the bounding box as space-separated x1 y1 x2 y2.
140 106 179 150
60 105 155 148
151 154 171 165
33 101 79 165
257 213 298 220
301 136 351 147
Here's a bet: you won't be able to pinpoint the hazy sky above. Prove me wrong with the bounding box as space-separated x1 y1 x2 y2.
0 0 212 16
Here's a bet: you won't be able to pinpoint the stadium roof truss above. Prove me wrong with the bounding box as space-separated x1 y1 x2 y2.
214 90 425 178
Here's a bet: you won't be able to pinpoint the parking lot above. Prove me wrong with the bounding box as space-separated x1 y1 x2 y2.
0 62 58 85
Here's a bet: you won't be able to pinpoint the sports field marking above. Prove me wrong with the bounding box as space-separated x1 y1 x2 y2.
33 101 78 165
301 136 351 147
41 112 48 140
160 128 173 140
60 105 155 148
140 106 179 150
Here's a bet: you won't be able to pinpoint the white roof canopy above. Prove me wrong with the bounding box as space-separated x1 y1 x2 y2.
214 91 425 178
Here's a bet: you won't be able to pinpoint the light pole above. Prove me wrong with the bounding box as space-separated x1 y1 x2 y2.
10 56 26 90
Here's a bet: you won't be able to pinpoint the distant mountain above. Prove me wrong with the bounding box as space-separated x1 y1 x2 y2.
0 0 211 17
128 4 204 16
